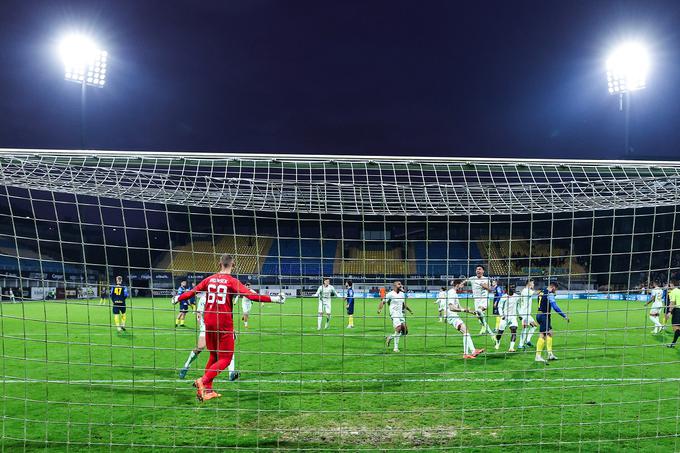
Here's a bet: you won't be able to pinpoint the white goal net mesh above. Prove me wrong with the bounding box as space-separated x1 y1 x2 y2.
1 149 679 451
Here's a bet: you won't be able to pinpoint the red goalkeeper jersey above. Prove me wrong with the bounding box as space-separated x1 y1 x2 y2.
177 273 271 331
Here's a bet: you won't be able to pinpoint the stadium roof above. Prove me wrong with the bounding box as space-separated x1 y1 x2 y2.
1 149 679 216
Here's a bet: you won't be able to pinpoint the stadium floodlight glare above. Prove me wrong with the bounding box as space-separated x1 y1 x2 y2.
59 34 107 88
606 42 649 95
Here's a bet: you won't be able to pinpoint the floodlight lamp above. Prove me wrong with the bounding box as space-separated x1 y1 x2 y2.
59 34 107 88
606 42 649 95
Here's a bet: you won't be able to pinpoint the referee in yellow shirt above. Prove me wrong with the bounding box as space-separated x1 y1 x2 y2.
667 279 680 348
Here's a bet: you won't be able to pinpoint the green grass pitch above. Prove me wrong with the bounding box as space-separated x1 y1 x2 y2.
1 296 679 451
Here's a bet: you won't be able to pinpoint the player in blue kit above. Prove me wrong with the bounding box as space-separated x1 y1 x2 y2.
174 280 189 327
535 281 569 363
345 280 355 329
492 279 503 332
110 275 129 333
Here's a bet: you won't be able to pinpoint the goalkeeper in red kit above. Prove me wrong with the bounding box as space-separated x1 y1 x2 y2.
174 254 286 402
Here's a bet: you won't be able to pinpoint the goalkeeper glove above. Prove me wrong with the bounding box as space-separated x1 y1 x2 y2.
270 293 286 304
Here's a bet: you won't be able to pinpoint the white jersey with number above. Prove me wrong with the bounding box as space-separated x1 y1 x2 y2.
499 294 519 330
436 290 447 311
444 288 462 320
238 291 255 314
196 292 207 336
498 294 519 317
444 288 465 329
518 287 534 316
650 288 664 310
315 285 337 312
468 276 490 309
385 290 406 327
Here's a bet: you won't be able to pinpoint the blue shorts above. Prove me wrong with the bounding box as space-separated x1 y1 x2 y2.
179 301 189 313
112 305 126 315
346 300 355 315
536 313 551 333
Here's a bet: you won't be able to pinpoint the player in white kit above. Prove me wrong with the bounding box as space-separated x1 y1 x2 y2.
179 292 239 380
494 284 519 352
238 282 254 328
435 286 448 322
446 279 485 358
645 281 665 334
518 278 538 349
378 281 413 352
466 265 494 335
314 278 338 330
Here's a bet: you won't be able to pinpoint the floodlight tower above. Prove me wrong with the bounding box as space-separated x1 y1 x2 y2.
606 42 649 157
59 34 107 149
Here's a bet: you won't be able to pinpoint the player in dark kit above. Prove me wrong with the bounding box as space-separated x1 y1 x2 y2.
535 281 569 363
99 281 109 305
173 280 189 327
492 279 503 332
175 254 286 402
345 280 355 329
110 276 129 333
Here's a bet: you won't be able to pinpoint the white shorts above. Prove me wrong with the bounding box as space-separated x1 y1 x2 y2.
520 314 536 326
650 308 661 315
437 300 447 311
391 312 405 328
446 316 464 330
474 298 488 311
318 300 332 313
499 316 518 330
242 298 252 314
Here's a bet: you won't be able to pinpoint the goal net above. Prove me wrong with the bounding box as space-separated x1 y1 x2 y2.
1 149 679 451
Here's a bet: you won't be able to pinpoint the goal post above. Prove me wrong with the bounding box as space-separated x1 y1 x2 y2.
1 149 679 450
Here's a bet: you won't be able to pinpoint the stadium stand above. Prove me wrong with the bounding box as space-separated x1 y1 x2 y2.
261 239 337 276
479 239 587 276
413 241 483 277
333 243 416 275
156 236 271 274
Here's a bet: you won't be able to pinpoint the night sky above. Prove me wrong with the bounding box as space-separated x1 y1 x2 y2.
1 0 679 160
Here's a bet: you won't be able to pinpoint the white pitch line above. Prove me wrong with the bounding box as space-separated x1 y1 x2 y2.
1 377 679 385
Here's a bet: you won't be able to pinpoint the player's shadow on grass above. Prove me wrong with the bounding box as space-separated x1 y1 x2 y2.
651 332 672 343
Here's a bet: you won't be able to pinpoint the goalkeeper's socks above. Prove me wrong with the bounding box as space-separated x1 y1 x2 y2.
672 330 680 345
184 351 200 369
